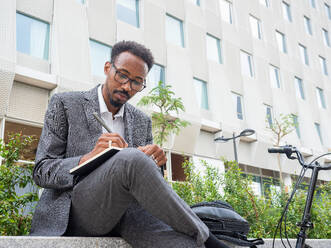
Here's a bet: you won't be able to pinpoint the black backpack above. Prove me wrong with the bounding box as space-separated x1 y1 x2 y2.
191 200 264 248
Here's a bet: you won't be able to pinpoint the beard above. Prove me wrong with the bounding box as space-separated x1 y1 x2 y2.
109 95 123 108
109 89 130 108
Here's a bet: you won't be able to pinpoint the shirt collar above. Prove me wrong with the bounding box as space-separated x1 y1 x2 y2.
98 84 125 118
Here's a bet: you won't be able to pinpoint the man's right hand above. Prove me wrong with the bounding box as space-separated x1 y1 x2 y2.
78 133 128 165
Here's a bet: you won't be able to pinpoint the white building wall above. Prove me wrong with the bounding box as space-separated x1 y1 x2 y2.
0 0 330 182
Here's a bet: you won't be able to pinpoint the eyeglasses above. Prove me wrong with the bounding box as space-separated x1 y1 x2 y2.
112 64 146 92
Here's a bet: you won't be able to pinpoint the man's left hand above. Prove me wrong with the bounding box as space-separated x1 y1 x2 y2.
138 144 167 167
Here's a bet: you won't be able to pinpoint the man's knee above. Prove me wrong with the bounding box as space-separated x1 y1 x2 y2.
111 148 155 173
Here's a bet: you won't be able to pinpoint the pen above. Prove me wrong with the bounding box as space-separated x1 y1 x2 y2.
93 112 112 133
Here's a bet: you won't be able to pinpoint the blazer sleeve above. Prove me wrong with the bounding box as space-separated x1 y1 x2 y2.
33 94 82 190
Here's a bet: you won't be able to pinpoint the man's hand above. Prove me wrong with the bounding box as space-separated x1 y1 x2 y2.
78 133 128 165
138 144 167 167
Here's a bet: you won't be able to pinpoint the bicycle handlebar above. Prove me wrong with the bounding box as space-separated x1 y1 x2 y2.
268 145 331 170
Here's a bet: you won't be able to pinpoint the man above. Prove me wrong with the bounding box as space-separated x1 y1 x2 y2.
30 41 228 248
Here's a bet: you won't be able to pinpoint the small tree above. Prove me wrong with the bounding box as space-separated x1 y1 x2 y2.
138 81 190 147
0 133 38 235
266 113 296 188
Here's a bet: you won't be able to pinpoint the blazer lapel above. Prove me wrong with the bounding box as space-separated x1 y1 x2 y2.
123 103 134 147
82 85 102 139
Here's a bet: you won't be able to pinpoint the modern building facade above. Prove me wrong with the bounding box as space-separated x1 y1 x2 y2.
1 0 331 196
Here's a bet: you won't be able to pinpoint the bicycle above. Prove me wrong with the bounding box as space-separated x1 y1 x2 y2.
268 145 331 248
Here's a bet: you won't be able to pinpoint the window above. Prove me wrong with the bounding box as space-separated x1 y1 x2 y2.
240 50 254 77
76 0 85 3
89 39 112 77
206 34 222 63
16 12 50 60
259 0 269 7
166 14 185 47
319 56 328 75
292 114 301 139
299 44 309 66
309 0 316 8
188 0 201 6
194 78 209 110
265 104 273 128
219 0 234 24
316 87 327 109
147 64 165 88
232 92 244 120
276 30 287 53
116 0 139 27
295 76 305 100
171 153 190 181
325 3 331 20
314 123 323 145
322 28 330 47
282 2 292 22
249 15 263 40
304 16 313 35
269 65 281 89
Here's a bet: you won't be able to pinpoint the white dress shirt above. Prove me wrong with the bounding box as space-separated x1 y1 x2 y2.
97 84 126 141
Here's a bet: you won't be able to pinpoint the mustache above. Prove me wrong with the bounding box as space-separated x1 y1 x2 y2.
113 89 130 98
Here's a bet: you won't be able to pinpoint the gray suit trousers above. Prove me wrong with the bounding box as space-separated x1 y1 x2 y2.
65 148 208 248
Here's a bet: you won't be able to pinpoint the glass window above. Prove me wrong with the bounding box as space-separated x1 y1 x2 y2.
304 16 313 35
259 0 269 7
269 65 281 88
295 76 305 100
232 92 244 120
299 44 309 66
310 0 316 8
220 0 234 24
314 123 323 145
319 56 328 75
4 121 42 162
240 50 254 78
166 14 185 47
251 175 262 196
325 3 331 20
194 78 209 110
265 104 273 128
116 0 139 27
276 30 287 53
89 39 112 77
76 0 85 3
282 2 292 22
16 12 50 60
147 64 165 88
249 15 263 40
188 0 201 6
322 28 330 47
206 34 222 63
316 87 327 109
292 114 301 139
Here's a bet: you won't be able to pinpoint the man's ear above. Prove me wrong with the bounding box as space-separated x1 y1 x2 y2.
104 61 111 75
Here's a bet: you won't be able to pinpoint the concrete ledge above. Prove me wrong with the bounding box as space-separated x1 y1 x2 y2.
0 237 330 248
0 237 131 248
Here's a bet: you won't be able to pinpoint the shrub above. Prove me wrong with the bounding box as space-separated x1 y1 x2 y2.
0 133 38 235
171 159 331 239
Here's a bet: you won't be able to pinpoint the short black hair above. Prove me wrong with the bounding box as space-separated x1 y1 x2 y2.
111 40 154 71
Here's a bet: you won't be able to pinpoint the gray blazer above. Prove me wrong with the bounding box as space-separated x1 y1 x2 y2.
30 85 153 236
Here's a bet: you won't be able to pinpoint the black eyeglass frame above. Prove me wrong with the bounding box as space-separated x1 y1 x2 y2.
111 64 146 92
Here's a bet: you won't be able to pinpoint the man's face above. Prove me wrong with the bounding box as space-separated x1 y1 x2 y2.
103 51 148 109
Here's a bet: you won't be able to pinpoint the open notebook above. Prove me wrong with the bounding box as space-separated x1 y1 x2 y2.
70 146 122 176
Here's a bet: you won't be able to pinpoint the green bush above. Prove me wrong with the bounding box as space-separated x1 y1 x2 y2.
0 133 38 235
171 159 331 239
